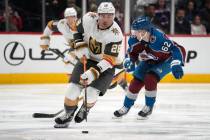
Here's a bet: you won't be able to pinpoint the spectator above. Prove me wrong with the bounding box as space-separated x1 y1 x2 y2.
0 5 23 31
88 0 97 12
0 10 5 31
185 0 197 23
131 0 157 21
191 15 207 35
89 3 97 12
199 0 210 33
113 0 124 32
175 8 191 34
144 4 162 30
155 0 170 33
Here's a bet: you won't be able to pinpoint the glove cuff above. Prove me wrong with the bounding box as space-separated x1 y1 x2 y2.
40 35 50 45
96 59 113 73
63 53 78 65
89 67 100 80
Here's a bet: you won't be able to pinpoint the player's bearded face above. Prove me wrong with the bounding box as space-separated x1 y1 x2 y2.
98 13 114 29
131 30 149 42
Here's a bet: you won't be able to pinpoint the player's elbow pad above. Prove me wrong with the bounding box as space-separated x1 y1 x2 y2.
73 32 87 49
96 59 113 73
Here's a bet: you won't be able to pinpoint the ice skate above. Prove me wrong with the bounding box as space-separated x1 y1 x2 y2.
137 105 153 120
113 106 130 119
54 106 77 128
74 103 90 123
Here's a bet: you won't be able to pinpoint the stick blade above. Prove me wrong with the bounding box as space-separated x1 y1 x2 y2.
32 113 54 118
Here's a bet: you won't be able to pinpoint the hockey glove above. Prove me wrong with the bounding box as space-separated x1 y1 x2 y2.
80 67 99 85
171 60 184 79
40 35 50 50
63 53 78 65
123 58 135 72
75 47 90 60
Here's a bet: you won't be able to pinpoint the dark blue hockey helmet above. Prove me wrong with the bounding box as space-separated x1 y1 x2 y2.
131 16 154 32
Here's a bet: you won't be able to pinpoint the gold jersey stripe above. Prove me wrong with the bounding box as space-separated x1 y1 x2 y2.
103 54 116 66
47 20 54 30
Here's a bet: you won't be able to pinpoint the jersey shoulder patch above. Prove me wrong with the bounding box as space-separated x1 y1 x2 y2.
111 27 120 35
107 22 123 42
47 20 59 31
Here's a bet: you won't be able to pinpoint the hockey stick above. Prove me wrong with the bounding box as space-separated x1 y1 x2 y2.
32 109 64 118
32 69 126 118
48 47 127 89
32 66 126 118
109 69 126 89
82 55 88 122
48 48 76 66
32 97 84 118
48 48 65 58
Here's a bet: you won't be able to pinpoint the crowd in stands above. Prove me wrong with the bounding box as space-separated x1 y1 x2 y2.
132 0 210 34
0 0 210 35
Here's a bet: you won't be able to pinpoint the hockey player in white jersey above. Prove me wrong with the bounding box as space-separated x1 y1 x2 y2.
40 7 78 76
54 2 124 128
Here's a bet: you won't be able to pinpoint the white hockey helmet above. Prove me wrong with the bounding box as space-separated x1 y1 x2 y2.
64 7 77 17
97 2 115 14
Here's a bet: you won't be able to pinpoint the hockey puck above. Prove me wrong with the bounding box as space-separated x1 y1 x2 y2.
82 130 89 134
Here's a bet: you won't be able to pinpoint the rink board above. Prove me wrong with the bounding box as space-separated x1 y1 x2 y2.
1 33 210 83
0 73 210 84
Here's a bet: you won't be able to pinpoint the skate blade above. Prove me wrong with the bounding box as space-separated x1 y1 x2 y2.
112 115 123 119
54 123 69 128
137 116 149 120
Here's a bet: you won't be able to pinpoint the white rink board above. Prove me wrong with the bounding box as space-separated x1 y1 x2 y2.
0 34 67 73
0 34 210 74
172 37 210 74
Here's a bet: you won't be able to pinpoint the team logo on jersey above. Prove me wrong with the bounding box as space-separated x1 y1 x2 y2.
111 28 119 35
150 35 156 43
89 37 102 54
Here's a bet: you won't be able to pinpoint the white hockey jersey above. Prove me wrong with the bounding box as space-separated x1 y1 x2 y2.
81 12 124 65
41 19 77 74
43 19 77 46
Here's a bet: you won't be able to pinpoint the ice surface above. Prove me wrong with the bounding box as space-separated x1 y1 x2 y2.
0 84 210 140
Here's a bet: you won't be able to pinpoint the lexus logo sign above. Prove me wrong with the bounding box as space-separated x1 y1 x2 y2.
4 41 26 66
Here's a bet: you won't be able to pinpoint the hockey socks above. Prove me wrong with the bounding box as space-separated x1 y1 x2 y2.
124 96 135 109
145 96 156 107
54 105 78 128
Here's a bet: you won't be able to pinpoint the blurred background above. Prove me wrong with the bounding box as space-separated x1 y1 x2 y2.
1 0 210 35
